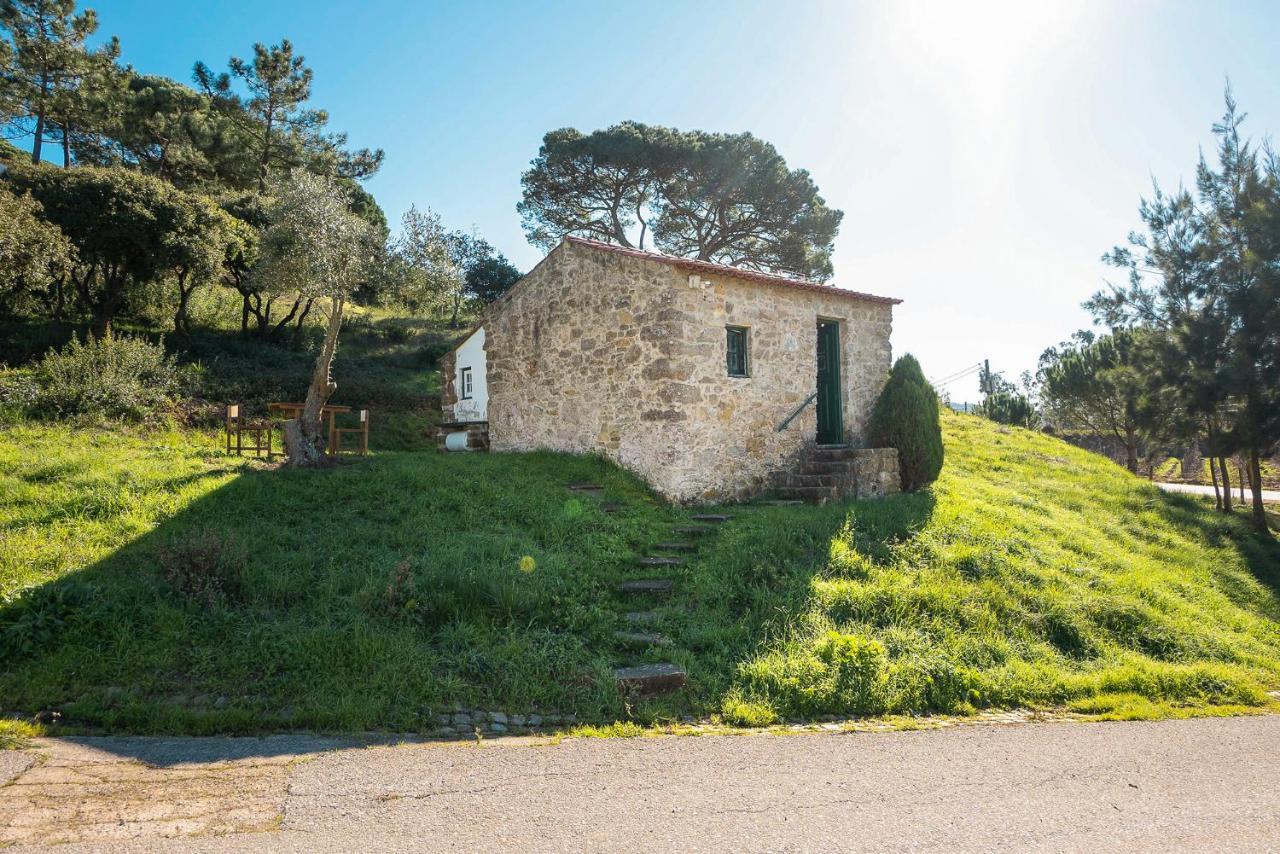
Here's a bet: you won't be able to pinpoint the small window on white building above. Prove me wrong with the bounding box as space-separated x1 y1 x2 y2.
460 367 473 399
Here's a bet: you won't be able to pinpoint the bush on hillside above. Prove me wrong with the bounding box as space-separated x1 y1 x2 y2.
34 333 188 422
867 354 944 491
977 390 1038 429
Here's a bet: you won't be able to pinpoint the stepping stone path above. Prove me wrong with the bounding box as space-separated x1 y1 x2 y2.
613 663 687 697
613 631 671 647
568 481 737 700
638 556 683 567
616 579 674 596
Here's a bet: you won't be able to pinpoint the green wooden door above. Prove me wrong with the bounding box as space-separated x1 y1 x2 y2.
816 321 844 445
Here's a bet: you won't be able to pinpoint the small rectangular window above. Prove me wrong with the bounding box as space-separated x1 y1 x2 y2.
460 367 473 399
726 326 749 377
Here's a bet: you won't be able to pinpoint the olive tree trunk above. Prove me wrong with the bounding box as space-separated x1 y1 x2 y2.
284 296 345 466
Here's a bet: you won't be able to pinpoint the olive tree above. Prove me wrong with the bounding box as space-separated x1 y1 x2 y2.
255 170 376 465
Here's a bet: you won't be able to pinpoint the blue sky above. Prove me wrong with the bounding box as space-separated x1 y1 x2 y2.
93 0 1280 399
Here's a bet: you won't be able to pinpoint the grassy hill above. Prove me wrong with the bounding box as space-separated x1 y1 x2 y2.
1 411 1278 737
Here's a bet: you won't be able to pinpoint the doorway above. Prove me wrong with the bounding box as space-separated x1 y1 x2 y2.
816 320 843 445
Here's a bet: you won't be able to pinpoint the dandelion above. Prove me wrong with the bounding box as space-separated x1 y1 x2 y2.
518 555 537 573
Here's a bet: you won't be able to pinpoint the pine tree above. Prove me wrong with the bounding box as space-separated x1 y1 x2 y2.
0 0 119 166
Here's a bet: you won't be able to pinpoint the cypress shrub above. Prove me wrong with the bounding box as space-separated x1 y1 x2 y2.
867 354 943 491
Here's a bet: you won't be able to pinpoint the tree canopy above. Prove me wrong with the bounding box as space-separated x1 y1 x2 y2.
3 161 243 337
1037 329 1145 471
0 186 74 315
0 0 119 166
518 122 843 280
1088 89 1280 531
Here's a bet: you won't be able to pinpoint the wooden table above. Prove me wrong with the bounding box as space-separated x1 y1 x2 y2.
268 402 352 455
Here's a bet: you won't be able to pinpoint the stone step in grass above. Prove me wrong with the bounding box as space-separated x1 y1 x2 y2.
613 631 671 647
623 610 661 625
754 499 804 507
600 502 624 514
638 555 684 567
690 514 732 523
673 526 712 536
613 663 687 697
568 482 604 491
616 579 674 597
776 485 839 504
653 541 697 551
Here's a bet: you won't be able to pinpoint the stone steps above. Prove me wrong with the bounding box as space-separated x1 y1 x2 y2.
784 473 842 488
613 663 687 697
690 514 732 523
568 482 604 491
753 499 805 507
774 484 839 504
616 578 674 597
623 610 661 625
674 526 712 536
797 460 857 476
638 555 684 567
653 541 697 552
807 446 858 462
613 631 670 647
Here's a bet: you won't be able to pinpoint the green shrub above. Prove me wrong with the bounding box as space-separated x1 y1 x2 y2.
976 390 1038 428
158 531 246 608
0 367 38 423
34 333 187 421
0 582 86 657
867 354 944 491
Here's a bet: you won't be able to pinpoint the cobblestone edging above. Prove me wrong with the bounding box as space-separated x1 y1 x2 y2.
422 706 1093 739
429 709 579 736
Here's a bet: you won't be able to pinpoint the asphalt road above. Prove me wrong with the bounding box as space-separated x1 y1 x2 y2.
1155 480 1280 502
7 715 1280 852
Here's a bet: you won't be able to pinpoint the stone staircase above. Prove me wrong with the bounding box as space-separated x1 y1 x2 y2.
775 445 901 504
569 483 741 699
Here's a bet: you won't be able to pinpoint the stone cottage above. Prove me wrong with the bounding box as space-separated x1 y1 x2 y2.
438 236 902 503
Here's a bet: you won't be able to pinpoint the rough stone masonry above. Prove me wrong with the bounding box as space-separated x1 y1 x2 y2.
445 237 900 503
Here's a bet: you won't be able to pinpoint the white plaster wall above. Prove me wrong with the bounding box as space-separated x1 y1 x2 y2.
453 326 487 422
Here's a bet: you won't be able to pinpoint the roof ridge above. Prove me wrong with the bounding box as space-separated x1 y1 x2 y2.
563 236 902 305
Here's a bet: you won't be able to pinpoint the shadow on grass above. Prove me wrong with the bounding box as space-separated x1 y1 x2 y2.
663 490 937 715
0 447 679 758
1146 487 1280 609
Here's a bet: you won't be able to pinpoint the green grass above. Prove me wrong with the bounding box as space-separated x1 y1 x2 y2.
2 413 1278 736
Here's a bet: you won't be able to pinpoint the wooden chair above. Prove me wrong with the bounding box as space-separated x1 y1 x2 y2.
333 408 370 456
225 404 273 458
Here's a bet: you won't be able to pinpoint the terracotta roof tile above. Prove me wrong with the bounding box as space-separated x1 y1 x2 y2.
564 236 902 306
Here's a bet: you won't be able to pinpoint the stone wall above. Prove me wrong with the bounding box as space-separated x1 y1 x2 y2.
480 240 895 503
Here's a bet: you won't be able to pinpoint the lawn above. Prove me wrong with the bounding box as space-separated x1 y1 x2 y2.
2 412 1279 736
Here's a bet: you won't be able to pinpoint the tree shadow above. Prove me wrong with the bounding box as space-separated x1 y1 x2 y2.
670 489 937 710
1 447 677 758
1143 487 1280 609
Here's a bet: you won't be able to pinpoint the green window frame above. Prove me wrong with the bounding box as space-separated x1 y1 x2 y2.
726 326 750 377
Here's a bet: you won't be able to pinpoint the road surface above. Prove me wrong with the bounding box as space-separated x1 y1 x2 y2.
5 714 1280 852
1155 480 1280 502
